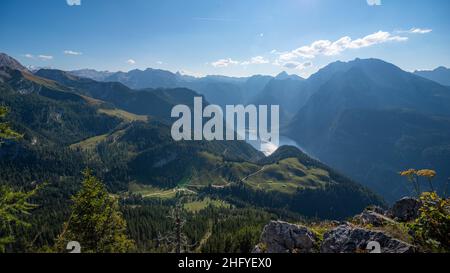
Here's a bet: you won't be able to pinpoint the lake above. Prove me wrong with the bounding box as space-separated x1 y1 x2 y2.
245 134 310 156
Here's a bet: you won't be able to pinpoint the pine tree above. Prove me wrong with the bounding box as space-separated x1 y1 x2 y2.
0 106 22 145
56 169 134 253
0 106 36 253
0 186 38 252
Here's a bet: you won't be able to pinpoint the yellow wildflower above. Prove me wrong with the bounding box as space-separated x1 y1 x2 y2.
399 169 417 177
417 169 436 178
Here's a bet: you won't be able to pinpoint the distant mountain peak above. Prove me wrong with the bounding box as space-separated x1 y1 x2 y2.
311 58 405 84
0 53 28 72
414 66 450 86
275 71 304 81
415 66 449 73
68 69 114 81
434 66 448 71
276 71 289 78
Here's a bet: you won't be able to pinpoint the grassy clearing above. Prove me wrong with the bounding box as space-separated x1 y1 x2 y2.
128 182 178 199
184 155 333 194
23 71 62 90
80 95 104 106
185 152 230 188
184 197 231 213
70 133 108 150
236 158 331 194
98 108 148 122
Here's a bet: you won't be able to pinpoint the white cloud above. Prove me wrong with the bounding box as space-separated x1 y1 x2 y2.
127 59 136 65
211 58 239 68
278 31 407 62
38 55 53 61
367 0 381 6
64 50 82 55
283 61 312 70
66 0 81 6
156 61 163 65
270 49 286 55
214 56 269 67
273 59 312 70
398 28 433 34
24 54 34 59
250 56 269 64
241 56 269 65
259 33 264 37
410 28 432 34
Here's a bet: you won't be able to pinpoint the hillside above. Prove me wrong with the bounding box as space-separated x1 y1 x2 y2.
35 69 204 122
287 58 450 201
0 55 409 210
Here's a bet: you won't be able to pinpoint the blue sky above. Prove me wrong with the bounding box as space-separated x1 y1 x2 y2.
1 0 449 77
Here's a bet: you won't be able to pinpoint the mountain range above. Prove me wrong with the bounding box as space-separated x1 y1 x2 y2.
3 51 450 252
1 52 380 221
70 67 305 116
68 56 450 202
3 52 450 203
414 66 450 86
288 58 450 201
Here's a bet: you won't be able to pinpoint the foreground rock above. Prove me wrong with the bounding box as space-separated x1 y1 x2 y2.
320 223 414 253
353 210 395 227
388 197 421 222
253 221 317 253
254 197 421 253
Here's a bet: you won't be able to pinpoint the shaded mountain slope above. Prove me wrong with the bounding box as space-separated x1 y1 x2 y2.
414 66 450 86
287 58 450 201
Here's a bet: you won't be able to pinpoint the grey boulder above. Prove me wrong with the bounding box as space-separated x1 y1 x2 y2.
253 220 317 253
321 223 414 253
389 197 421 222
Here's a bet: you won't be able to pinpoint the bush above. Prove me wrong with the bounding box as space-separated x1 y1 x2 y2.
410 192 450 252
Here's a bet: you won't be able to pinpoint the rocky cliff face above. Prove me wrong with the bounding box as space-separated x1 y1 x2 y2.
253 221 318 253
254 198 421 253
0 53 28 71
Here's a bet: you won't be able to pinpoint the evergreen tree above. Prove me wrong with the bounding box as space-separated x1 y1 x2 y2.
0 186 38 252
0 106 22 145
56 169 134 253
0 106 37 252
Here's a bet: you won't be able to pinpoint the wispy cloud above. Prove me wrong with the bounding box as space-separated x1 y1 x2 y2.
277 31 407 62
211 58 239 68
367 0 381 6
38 55 53 61
282 61 312 70
24 53 53 61
127 59 136 65
212 56 270 67
270 49 285 55
64 50 82 55
241 56 269 65
397 28 432 34
66 0 81 6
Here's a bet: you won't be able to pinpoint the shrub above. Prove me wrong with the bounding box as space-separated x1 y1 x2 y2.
409 192 450 252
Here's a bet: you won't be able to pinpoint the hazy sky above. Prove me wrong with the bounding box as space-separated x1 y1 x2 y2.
1 0 449 77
